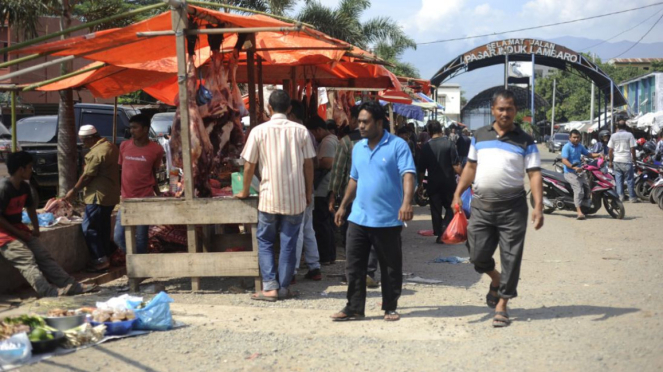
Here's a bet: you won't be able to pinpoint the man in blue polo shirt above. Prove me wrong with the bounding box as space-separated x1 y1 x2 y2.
561 129 603 220
331 101 416 322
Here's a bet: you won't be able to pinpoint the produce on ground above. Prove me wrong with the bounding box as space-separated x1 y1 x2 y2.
63 324 106 349
91 309 135 323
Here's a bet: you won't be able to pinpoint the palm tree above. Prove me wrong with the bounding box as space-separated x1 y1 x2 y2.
296 0 419 77
1 0 78 197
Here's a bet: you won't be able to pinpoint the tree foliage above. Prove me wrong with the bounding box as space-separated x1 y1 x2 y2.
534 55 644 123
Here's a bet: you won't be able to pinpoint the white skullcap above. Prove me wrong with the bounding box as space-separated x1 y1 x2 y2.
78 125 98 137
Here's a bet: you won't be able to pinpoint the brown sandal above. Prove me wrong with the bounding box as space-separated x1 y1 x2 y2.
384 311 400 321
331 311 364 321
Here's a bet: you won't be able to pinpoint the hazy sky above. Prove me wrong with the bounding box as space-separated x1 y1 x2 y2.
306 0 663 79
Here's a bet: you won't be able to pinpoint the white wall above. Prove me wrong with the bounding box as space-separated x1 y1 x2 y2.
437 85 461 122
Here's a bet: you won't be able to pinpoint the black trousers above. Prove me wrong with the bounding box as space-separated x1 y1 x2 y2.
342 202 378 277
466 196 528 298
344 223 402 315
429 191 454 238
313 196 336 263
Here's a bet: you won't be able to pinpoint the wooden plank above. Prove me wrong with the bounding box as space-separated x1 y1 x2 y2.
251 224 261 291
187 225 200 291
257 56 264 118
80 266 127 287
121 197 258 225
126 252 259 278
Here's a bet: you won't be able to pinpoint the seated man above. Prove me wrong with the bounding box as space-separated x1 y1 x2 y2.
0 152 96 297
561 130 602 220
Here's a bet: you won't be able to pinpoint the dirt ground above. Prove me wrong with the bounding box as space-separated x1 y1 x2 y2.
3 146 663 371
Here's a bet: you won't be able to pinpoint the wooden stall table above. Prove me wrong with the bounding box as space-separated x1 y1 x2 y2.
121 196 261 292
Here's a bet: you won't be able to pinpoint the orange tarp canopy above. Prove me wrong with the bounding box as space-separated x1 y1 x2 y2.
16 6 349 70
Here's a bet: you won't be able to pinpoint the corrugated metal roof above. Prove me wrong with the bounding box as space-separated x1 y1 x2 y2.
609 58 663 63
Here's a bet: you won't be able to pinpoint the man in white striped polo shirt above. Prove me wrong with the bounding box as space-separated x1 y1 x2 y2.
237 90 316 301
453 89 544 328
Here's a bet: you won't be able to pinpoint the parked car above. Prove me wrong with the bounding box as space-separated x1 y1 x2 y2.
16 103 165 203
0 122 20 160
150 112 174 138
547 132 569 153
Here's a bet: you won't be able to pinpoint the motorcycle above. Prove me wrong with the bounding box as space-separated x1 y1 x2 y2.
415 171 430 206
533 158 625 219
634 161 662 201
552 155 564 173
649 174 663 210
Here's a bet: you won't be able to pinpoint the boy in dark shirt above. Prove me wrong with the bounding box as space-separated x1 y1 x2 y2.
0 151 95 297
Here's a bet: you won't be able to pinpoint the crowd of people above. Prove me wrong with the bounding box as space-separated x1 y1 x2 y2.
0 84 576 330
238 88 544 327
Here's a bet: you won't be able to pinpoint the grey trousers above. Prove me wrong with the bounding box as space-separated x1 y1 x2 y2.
466 197 528 298
0 238 79 297
564 172 589 207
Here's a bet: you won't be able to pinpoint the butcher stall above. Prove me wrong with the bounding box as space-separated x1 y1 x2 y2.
4 1 405 292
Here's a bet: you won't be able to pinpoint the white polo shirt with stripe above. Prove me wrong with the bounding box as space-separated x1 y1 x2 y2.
241 113 316 215
468 123 541 205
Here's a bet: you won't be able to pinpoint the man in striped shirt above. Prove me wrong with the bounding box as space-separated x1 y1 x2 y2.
237 90 316 301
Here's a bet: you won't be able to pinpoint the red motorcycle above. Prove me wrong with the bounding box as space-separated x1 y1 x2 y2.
532 158 625 219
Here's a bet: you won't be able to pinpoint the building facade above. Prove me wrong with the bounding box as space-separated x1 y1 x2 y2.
436 84 461 122
618 72 663 115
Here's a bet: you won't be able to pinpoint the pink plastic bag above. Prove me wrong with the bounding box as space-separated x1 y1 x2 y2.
441 204 468 244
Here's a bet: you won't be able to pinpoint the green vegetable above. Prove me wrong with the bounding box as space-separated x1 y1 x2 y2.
3 315 45 329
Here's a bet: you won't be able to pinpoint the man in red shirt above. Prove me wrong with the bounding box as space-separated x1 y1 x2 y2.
114 114 164 254
0 152 95 297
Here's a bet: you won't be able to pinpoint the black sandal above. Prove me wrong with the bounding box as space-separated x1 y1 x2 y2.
384 310 400 321
492 311 511 327
486 284 499 309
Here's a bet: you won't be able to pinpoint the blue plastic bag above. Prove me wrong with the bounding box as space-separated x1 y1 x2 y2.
21 211 55 227
133 292 174 331
461 188 473 218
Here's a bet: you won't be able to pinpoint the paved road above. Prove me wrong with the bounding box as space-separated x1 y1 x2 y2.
7 145 663 371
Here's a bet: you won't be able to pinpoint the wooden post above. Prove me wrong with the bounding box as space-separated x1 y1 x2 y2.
388 104 395 134
170 1 200 291
10 91 17 152
126 226 140 292
257 56 264 119
251 224 261 291
247 34 257 129
112 97 118 145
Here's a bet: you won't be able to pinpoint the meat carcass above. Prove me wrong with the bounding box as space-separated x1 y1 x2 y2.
43 198 73 218
331 91 349 127
169 56 214 196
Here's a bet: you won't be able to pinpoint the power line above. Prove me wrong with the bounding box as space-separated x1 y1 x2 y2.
416 2 663 45
610 12 663 58
579 8 663 51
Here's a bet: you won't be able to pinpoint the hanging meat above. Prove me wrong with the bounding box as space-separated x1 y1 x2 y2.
169 55 215 197
169 48 248 196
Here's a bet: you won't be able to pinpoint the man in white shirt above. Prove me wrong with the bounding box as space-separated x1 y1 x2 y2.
608 119 639 203
237 90 316 301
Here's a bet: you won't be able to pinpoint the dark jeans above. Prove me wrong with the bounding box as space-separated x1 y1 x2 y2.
313 196 336 263
429 190 454 237
82 203 115 264
342 202 378 278
344 222 403 315
466 197 528 299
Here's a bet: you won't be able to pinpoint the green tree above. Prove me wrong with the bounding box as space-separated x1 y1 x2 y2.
535 55 643 123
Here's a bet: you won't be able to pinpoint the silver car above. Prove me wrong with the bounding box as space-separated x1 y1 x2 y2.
547 132 569 153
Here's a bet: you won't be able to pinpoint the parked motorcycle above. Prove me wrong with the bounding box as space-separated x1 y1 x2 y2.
533 158 625 219
415 171 430 206
650 175 663 210
634 161 662 201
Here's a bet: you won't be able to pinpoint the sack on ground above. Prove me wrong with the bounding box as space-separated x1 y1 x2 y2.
441 205 468 244
133 292 174 331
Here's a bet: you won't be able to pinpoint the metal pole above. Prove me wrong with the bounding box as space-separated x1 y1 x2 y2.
531 54 535 132
598 88 601 133
10 91 17 152
257 56 264 119
610 81 614 133
504 54 509 89
590 53 595 127
551 79 556 138
112 97 118 145
604 90 608 132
